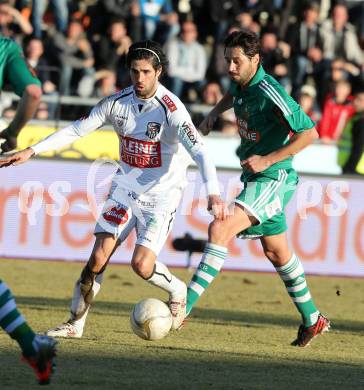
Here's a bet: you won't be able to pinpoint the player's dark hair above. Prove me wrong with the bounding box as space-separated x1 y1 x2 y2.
126 40 168 77
224 30 261 61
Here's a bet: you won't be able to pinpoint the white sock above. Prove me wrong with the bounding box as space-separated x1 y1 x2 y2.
70 273 103 329
146 261 186 297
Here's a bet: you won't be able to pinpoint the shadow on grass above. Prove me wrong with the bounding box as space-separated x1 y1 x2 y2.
0 348 363 390
15 296 364 334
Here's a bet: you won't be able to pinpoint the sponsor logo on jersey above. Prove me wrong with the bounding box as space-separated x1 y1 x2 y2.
181 121 198 146
237 119 260 142
127 191 157 208
103 205 129 225
121 136 161 168
146 122 161 139
162 95 177 112
115 115 127 128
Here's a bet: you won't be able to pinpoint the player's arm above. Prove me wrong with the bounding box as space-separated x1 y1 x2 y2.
173 110 227 220
0 41 42 152
199 91 233 135
241 127 318 173
1 85 42 148
0 98 111 167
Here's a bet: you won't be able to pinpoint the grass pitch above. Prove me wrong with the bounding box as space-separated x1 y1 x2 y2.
0 258 363 389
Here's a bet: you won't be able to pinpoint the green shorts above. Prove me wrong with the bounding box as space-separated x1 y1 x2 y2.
0 39 41 96
235 168 298 239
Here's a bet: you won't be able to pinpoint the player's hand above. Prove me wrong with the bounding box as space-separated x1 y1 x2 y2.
207 195 228 220
0 128 17 153
240 155 271 174
199 114 217 136
0 147 34 168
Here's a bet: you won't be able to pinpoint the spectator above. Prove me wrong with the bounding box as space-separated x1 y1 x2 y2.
31 0 69 38
330 58 361 82
235 11 261 34
24 37 57 117
298 84 321 123
139 0 179 44
94 18 132 92
194 81 236 134
204 0 240 43
34 100 49 120
165 20 207 101
319 3 364 98
49 18 94 96
260 28 290 90
94 0 142 42
338 87 364 175
241 0 274 22
318 79 354 143
286 2 324 99
0 0 33 41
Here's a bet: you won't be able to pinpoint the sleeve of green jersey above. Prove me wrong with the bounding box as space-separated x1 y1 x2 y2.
263 77 316 133
285 106 316 133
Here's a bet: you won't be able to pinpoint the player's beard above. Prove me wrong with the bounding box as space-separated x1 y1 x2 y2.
238 62 255 87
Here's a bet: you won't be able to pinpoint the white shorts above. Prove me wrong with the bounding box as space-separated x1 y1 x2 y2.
94 183 182 256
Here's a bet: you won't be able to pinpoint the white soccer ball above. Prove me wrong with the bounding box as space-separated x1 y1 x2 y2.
130 298 172 341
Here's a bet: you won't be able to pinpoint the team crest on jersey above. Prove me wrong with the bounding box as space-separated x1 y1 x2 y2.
146 122 161 139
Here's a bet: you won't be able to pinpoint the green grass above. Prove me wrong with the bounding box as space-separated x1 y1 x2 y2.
0 258 363 389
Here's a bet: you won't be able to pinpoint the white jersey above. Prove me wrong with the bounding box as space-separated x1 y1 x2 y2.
31 83 220 195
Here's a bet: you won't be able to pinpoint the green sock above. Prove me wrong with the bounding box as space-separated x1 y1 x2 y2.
0 280 37 357
275 254 320 327
186 243 227 315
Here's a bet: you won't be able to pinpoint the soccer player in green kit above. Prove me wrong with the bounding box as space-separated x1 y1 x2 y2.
0 36 42 152
186 30 330 347
0 36 57 384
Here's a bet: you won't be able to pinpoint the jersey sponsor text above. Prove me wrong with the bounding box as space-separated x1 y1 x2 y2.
181 121 198 146
162 95 177 112
121 136 161 168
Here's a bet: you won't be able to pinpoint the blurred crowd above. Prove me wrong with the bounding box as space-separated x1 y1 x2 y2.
0 0 363 144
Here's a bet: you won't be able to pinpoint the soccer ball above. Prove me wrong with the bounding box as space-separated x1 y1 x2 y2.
130 298 172 341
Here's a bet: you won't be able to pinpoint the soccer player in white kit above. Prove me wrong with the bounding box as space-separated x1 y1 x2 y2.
0 40 226 336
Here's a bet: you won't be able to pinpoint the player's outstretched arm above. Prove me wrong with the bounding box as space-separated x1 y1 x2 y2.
199 92 233 135
0 84 42 153
0 147 34 168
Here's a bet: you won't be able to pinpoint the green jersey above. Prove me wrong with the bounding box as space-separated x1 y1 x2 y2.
230 65 315 181
0 37 41 97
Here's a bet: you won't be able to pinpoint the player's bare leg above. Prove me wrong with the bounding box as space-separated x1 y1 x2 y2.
261 233 330 347
131 244 187 330
186 204 256 316
47 233 119 338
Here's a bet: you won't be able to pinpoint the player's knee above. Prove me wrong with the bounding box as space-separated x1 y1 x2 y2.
131 257 153 279
264 248 289 266
25 84 42 101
